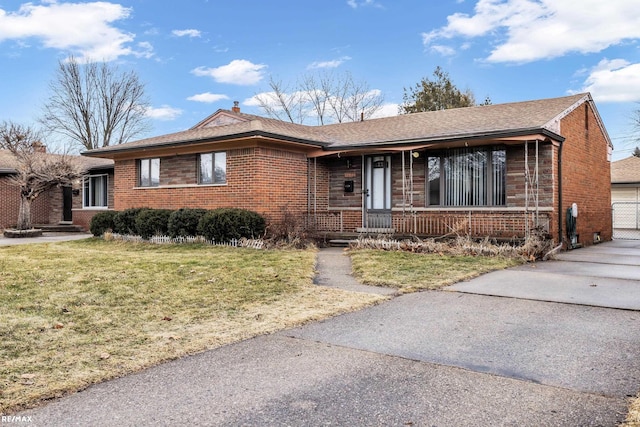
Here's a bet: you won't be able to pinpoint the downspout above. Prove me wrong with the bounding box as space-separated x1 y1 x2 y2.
524 141 529 239
557 141 564 245
535 139 539 228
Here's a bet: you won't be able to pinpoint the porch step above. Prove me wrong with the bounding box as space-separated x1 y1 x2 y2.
34 224 86 233
328 239 353 247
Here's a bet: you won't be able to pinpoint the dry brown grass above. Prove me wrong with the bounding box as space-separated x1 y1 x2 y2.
622 393 640 427
349 248 520 292
0 239 385 414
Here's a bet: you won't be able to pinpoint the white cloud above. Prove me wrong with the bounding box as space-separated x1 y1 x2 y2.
172 29 201 38
347 0 383 8
369 102 399 119
423 0 640 63
191 59 266 85
430 45 456 57
0 1 149 61
307 56 352 69
145 105 182 120
187 93 230 103
574 59 640 102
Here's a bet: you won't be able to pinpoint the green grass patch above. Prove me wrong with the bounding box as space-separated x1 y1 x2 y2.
350 249 521 292
0 239 384 414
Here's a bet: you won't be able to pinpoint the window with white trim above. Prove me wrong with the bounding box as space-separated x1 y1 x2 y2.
83 174 108 208
427 147 506 206
198 152 226 184
139 158 160 187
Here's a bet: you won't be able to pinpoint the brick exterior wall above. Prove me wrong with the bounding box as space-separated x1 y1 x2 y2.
558 103 612 245
1 175 57 230
113 145 309 225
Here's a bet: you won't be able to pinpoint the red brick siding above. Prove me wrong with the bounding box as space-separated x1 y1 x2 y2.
327 156 361 209
558 103 612 245
113 146 308 225
506 143 555 209
391 153 426 209
1 176 56 229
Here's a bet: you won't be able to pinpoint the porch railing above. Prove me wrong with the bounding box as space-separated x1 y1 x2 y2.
305 210 550 239
305 211 343 232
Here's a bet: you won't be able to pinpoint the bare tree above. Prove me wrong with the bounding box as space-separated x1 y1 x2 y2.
252 71 384 125
40 56 150 151
0 122 83 230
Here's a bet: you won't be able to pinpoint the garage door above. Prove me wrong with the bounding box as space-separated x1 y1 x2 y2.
612 202 640 239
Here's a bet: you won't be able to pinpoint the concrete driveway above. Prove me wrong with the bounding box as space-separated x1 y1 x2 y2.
449 239 640 310
18 240 640 426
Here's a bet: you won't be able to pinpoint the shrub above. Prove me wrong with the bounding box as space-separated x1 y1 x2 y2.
197 208 266 242
168 208 208 238
135 209 173 239
89 211 118 237
113 208 148 235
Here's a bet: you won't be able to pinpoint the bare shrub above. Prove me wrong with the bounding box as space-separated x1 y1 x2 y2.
264 207 315 249
350 232 556 262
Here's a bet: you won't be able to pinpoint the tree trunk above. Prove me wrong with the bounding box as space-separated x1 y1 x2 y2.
17 196 32 230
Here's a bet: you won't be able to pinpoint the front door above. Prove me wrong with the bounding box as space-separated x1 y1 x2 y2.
364 155 392 228
62 186 73 222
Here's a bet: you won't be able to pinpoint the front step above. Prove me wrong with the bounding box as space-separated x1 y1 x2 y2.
328 239 353 247
34 224 86 233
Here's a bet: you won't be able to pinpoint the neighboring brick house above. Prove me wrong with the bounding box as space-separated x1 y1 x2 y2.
0 149 114 231
83 93 613 247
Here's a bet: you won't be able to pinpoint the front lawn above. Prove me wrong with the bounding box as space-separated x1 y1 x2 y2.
350 249 520 292
0 239 385 414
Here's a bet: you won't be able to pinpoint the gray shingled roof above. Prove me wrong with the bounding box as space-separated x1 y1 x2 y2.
0 149 113 174
83 93 602 156
611 155 640 184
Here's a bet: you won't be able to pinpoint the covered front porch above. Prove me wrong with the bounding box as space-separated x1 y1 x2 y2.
304 138 557 241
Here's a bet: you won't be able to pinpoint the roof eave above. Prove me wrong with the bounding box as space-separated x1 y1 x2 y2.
322 128 564 151
82 130 328 158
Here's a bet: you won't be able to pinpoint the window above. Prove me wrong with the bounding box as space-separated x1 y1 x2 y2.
427 147 506 206
199 152 226 184
139 158 160 187
83 174 108 208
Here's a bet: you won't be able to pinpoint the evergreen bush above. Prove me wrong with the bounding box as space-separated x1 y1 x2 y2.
89 210 118 236
135 209 173 239
113 208 148 235
197 208 266 242
167 208 208 238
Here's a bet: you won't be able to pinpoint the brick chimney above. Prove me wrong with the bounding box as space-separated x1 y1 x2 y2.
232 101 240 113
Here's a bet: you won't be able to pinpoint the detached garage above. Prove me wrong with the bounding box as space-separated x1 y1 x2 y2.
611 156 640 237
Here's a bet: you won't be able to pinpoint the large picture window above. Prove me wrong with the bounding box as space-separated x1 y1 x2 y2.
199 152 226 184
428 147 506 206
139 158 160 187
83 174 108 208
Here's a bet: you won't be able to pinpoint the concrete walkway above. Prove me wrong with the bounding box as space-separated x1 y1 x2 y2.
0 232 92 246
314 246 397 296
16 240 640 426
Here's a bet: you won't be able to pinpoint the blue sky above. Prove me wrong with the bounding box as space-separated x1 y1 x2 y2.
1 0 639 159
